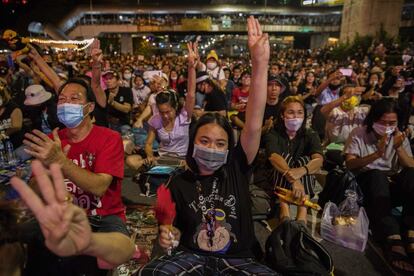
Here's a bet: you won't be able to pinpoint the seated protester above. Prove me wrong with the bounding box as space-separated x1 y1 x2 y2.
261 75 283 135
230 65 242 87
269 63 291 97
169 69 179 91
197 49 227 89
223 67 236 109
121 67 133 88
23 84 63 134
21 79 134 274
382 76 412 131
230 70 250 112
361 72 383 105
138 17 278 275
134 74 168 128
231 74 282 135
229 70 250 131
344 98 414 274
312 70 344 140
89 42 109 127
175 71 188 101
264 96 324 224
126 44 197 170
10 17 278 276
196 71 227 117
321 86 368 148
103 70 133 135
297 71 318 115
0 80 23 151
131 74 151 113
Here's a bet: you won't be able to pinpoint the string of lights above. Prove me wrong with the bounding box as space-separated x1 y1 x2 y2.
28 38 95 52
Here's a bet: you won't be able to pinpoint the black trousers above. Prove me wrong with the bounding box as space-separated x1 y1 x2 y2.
356 168 414 240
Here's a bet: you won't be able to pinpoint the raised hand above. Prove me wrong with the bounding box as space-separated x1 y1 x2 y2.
11 160 92 257
90 39 103 65
187 41 199 69
247 16 269 64
393 128 406 150
27 44 42 62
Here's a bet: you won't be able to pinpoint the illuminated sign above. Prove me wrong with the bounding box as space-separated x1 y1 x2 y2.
302 0 344 6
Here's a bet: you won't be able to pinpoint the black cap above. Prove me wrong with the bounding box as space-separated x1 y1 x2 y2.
267 75 286 92
196 71 210 84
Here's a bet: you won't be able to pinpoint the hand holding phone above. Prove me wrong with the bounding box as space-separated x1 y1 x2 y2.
339 68 353 77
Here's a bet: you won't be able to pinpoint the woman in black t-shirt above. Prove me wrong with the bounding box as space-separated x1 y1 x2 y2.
137 17 278 275
8 17 279 276
297 71 318 115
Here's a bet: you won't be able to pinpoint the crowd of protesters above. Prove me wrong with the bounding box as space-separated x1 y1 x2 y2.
1 15 414 275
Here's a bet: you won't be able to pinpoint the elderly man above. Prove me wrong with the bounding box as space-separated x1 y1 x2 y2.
22 78 134 275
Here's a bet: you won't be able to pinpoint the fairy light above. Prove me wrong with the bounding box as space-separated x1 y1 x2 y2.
28 38 94 52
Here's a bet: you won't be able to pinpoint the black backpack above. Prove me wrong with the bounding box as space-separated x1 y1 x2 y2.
318 167 363 208
265 220 333 276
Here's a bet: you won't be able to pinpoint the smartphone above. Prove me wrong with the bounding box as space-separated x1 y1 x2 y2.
339 68 353 77
143 70 162 81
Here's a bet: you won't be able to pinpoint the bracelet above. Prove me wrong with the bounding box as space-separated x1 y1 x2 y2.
304 166 309 175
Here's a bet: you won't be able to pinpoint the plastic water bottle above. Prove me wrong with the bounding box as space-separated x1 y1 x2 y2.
0 140 6 166
4 136 17 165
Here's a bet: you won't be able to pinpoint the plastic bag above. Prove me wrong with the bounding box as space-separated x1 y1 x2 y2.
321 201 369 252
338 190 360 218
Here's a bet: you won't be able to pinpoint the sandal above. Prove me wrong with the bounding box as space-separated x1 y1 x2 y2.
384 238 414 275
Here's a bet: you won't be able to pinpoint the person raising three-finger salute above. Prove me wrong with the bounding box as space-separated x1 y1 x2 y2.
11 161 135 270
21 78 132 275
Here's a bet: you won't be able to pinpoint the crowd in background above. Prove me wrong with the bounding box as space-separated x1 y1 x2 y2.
1 29 414 275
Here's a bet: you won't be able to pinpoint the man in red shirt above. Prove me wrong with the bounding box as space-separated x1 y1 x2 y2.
231 71 251 112
22 78 134 274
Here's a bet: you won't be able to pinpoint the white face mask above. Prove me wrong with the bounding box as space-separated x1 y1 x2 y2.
284 118 304 132
372 122 396 136
206 62 217 70
123 73 132 80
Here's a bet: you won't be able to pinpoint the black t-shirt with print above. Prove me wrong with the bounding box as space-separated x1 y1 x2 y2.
105 87 133 126
204 88 227 112
169 143 254 258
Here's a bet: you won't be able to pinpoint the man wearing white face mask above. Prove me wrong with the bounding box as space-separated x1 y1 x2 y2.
22 79 132 275
198 50 226 89
264 96 323 224
344 99 414 274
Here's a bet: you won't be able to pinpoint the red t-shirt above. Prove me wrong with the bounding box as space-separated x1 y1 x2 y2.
56 125 125 220
231 87 249 112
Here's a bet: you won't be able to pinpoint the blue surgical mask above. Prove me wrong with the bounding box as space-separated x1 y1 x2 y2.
57 103 88 128
192 144 228 171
